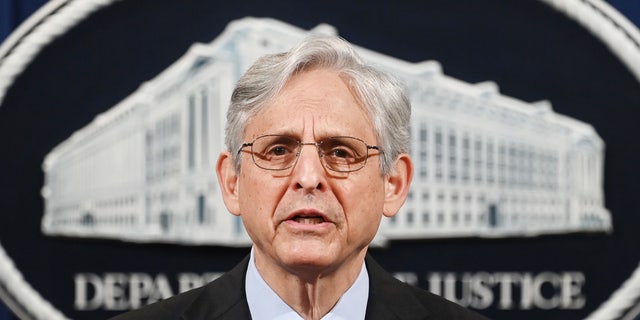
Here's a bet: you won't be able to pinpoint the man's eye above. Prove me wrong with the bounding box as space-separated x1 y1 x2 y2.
267 145 291 156
328 147 354 159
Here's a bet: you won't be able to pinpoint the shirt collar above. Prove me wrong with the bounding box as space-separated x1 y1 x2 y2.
245 248 369 320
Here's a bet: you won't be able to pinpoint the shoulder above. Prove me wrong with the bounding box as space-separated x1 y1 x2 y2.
108 256 251 320
107 285 206 320
365 255 490 320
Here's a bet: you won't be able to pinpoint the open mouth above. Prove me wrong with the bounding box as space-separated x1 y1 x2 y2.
291 215 326 225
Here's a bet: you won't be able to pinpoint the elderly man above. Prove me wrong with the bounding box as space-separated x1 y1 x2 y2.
111 35 489 320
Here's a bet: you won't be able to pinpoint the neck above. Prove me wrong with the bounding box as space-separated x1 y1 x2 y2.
254 250 367 320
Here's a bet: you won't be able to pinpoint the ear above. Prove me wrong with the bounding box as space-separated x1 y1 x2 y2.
216 151 241 216
383 153 413 218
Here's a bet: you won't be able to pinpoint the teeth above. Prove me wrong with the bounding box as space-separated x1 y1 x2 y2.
293 216 325 224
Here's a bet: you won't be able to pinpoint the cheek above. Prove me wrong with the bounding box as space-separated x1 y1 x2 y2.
340 180 385 245
338 176 385 218
238 170 285 215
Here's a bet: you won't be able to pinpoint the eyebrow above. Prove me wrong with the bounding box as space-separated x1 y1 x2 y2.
256 131 355 141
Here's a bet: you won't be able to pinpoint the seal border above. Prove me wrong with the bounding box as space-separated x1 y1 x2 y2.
0 0 638 318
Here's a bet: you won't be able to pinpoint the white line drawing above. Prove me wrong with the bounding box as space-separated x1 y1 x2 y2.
0 0 635 318
40 17 611 246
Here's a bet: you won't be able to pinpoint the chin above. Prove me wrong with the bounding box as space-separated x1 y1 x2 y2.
278 248 339 271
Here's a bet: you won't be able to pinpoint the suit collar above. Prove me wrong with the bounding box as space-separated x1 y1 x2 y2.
177 254 433 320
365 255 432 320
180 255 252 320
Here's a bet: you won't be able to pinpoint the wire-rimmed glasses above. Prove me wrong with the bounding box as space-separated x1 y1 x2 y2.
238 135 380 172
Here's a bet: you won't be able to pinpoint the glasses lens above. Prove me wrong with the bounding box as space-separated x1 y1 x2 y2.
251 135 300 170
319 137 368 172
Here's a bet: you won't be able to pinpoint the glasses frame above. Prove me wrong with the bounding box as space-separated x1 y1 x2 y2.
237 134 381 172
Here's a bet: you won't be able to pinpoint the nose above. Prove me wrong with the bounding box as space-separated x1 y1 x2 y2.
290 143 326 191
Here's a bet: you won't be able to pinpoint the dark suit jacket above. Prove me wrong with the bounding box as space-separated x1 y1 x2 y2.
109 255 489 320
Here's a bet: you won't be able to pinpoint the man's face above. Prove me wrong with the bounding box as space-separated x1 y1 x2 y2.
227 68 391 274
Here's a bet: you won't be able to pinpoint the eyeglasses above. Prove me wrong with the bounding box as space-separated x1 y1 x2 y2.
238 135 380 172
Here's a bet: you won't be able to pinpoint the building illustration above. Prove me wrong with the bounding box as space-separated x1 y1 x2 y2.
40 17 611 246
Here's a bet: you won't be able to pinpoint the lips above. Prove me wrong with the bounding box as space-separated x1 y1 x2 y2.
285 210 331 225
292 216 326 224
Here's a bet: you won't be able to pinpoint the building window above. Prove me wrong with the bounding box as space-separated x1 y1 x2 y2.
435 128 443 180
498 143 506 186
462 134 470 183
188 95 196 170
200 89 209 167
407 211 414 225
419 124 428 179
508 145 517 187
422 211 430 225
486 140 494 184
198 194 206 224
448 130 457 182
464 212 472 225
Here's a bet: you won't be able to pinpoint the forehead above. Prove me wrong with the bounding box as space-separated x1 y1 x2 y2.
245 69 376 140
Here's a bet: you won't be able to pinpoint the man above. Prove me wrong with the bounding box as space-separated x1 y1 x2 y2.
111 35 489 320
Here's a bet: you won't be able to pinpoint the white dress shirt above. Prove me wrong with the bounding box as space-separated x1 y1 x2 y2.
245 248 369 320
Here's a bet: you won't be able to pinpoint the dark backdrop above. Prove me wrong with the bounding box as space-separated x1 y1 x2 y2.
1 1 640 320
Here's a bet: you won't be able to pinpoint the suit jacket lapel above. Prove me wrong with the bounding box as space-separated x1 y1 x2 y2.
177 254 434 320
180 256 252 320
365 255 432 320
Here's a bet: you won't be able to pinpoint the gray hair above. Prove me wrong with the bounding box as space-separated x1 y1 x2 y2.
225 35 411 175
